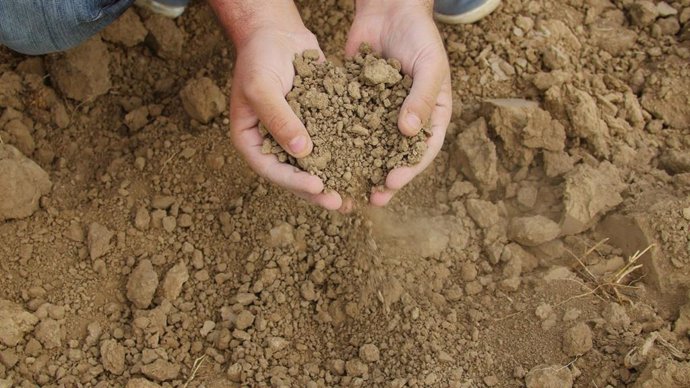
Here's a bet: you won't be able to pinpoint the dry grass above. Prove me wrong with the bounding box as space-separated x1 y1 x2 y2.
182 355 207 388
557 239 653 306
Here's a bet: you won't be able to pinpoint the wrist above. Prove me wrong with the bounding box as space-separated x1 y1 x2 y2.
355 0 432 15
209 0 307 49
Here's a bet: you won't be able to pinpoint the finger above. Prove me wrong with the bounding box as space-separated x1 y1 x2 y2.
230 108 324 195
398 51 448 136
345 24 383 58
294 189 343 211
375 79 452 203
244 73 313 158
370 187 397 207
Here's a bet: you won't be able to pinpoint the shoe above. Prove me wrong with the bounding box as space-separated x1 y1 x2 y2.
434 0 501 24
135 0 188 18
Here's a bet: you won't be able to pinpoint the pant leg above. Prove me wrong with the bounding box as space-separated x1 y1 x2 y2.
0 0 135 55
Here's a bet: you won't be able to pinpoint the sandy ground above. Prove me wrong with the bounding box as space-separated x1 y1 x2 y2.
1 0 690 387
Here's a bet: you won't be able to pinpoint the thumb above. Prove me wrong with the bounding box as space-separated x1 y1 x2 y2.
398 53 447 136
245 76 312 158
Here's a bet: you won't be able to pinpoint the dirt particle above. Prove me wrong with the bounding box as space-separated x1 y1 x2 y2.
234 310 255 330
0 299 39 347
50 37 111 102
101 339 126 375
134 207 151 231
345 358 368 377
126 259 159 309
126 378 162 388
508 216 560 246
525 364 573 388
179 77 227 124
159 261 189 301
359 343 380 363
0 144 52 222
102 9 148 47
361 58 402 85
452 118 498 192
141 359 180 382
87 222 114 260
33 318 63 349
562 322 593 356
628 1 659 27
144 15 185 59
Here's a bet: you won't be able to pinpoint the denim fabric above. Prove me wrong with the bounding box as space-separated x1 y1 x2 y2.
0 0 135 55
434 0 487 14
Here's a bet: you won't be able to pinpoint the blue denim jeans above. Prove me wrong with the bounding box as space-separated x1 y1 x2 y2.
0 0 136 55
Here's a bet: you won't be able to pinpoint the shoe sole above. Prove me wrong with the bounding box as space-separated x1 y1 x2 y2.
135 0 185 18
434 0 502 24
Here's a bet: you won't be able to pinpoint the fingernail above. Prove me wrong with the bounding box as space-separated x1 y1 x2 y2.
289 136 308 155
406 113 422 131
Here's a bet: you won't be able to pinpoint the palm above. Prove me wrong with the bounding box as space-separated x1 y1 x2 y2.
345 4 452 206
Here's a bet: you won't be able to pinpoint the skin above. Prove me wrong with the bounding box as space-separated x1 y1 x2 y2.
208 0 451 210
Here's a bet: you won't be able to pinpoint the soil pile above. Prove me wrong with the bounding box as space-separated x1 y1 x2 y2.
262 48 428 199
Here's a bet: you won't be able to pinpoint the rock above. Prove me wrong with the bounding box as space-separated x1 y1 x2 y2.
508 216 560 246
0 299 39 347
124 106 150 131
0 144 52 222
235 310 255 330
126 378 162 388
151 195 175 209
589 25 638 56
484 99 566 168
102 9 148 47
359 344 380 363
51 37 111 102
141 359 180 382
641 60 690 129
562 323 593 356
632 358 690 388
268 222 295 248
452 118 498 192
159 261 189 301
266 336 289 352
561 162 625 235
101 339 126 375
603 302 630 331
525 364 573 388
628 1 659 27
144 15 185 59
543 151 575 178
465 199 500 229
126 260 159 309
4 119 35 156
345 358 369 377
659 149 690 175
88 222 114 260
134 207 151 231
179 77 227 124
565 87 611 158
361 58 402 85
33 318 63 349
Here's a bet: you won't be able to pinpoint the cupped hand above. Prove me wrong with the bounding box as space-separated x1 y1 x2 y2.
229 27 343 210
346 0 452 206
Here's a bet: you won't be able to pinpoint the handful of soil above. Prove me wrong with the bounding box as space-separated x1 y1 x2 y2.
261 47 429 200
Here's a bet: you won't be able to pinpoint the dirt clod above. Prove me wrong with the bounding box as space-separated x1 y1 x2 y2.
50 37 111 102
525 364 573 388
0 144 51 222
263 48 428 199
179 77 226 123
126 259 159 309
562 322 593 356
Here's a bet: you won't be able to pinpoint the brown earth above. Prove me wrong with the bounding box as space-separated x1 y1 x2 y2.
1 0 690 387
263 48 427 200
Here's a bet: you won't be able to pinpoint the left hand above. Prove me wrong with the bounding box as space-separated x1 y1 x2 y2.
346 0 452 207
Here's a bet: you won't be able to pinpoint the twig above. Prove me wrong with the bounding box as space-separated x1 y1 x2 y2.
183 355 207 388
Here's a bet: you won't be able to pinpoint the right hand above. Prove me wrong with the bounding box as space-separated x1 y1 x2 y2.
227 23 343 210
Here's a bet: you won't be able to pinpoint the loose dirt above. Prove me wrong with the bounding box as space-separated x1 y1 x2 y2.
262 48 428 199
1 0 690 387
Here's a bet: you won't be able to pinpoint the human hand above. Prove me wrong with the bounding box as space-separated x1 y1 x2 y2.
211 0 343 210
346 0 452 206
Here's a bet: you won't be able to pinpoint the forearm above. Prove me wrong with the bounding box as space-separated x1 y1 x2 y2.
208 0 306 48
